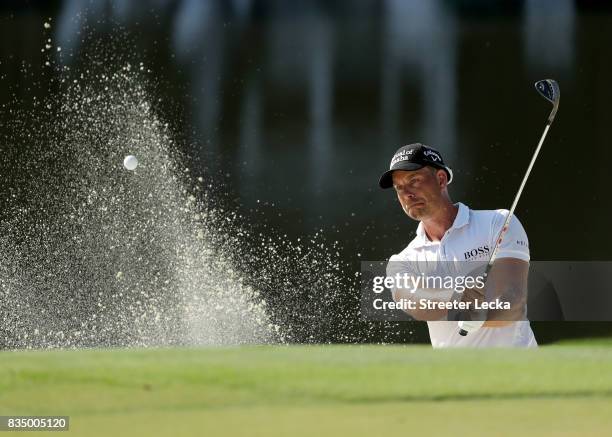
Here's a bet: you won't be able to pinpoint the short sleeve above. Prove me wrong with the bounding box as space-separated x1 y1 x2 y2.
385 254 416 278
491 211 530 262
385 253 455 303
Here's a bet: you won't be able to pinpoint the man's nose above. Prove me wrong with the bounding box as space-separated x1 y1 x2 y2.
398 188 415 199
400 188 414 199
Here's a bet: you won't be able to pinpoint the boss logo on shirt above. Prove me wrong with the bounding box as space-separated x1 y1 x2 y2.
464 245 490 260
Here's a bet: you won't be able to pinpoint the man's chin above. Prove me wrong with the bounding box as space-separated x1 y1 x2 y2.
405 205 427 220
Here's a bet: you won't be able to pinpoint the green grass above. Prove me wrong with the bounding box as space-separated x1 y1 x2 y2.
1 343 612 436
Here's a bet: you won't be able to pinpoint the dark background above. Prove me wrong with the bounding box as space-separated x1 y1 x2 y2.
1 0 611 344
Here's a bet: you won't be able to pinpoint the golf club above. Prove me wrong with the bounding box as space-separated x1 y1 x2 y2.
458 79 560 336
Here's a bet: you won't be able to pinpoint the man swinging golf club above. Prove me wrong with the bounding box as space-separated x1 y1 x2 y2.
379 142 537 348
379 80 558 348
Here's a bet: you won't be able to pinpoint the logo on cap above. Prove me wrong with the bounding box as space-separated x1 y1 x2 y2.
423 149 441 162
390 149 415 168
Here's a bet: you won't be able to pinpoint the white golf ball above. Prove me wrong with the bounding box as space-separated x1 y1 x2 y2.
123 155 138 170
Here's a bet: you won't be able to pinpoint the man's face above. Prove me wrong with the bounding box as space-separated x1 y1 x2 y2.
392 167 446 221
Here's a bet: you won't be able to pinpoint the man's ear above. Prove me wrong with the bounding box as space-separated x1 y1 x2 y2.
437 169 448 188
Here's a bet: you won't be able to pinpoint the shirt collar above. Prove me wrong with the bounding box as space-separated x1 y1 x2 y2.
413 202 470 247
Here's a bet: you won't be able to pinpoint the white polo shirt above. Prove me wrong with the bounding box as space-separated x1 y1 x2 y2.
387 202 537 348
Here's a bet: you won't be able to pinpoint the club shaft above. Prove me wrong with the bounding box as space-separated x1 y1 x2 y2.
487 121 551 269
460 121 553 336
508 124 551 216
460 82 558 336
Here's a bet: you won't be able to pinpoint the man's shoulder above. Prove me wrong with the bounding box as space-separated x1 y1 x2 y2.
469 207 527 230
466 206 528 233
468 207 511 222
389 236 421 261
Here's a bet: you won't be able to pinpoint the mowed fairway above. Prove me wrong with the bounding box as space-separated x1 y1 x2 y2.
1 343 612 436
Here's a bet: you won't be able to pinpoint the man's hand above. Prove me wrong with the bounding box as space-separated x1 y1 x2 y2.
461 286 485 305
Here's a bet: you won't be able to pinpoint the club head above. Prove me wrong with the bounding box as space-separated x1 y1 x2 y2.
535 79 560 123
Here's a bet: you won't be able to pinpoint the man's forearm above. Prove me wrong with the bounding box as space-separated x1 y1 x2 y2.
391 289 449 321
460 258 529 327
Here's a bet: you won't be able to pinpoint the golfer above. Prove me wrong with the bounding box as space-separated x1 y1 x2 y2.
379 143 537 348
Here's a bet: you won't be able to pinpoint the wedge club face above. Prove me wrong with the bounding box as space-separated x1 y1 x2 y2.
535 79 560 123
